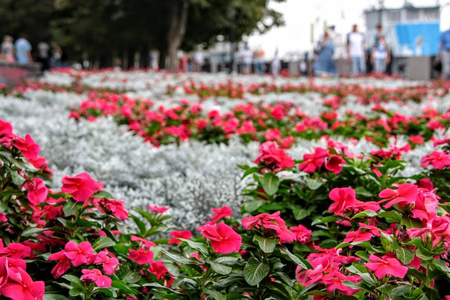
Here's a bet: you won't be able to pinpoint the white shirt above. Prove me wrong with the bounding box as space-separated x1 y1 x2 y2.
347 32 365 57
242 49 252 64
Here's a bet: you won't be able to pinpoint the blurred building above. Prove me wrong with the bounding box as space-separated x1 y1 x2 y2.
364 3 440 56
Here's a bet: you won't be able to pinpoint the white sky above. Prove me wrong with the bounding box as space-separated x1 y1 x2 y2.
248 0 449 59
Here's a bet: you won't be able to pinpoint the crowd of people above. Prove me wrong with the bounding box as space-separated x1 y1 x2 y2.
313 24 391 77
0 34 67 71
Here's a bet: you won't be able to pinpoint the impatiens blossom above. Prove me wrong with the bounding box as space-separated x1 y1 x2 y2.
290 224 312 244
408 216 450 247
199 222 242 254
48 251 70 279
0 243 31 259
81 269 112 288
242 212 296 243
94 250 120 275
420 151 450 170
254 141 294 173
0 267 44 300
298 147 327 173
411 189 440 221
93 198 128 220
211 206 232 222
147 261 168 280
378 183 418 209
13 134 40 159
365 254 408 279
63 241 95 266
324 155 346 174
147 205 168 214
328 187 357 216
168 230 193 245
61 172 97 202
23 178 48 206
128 247 154 265
0 119 13 137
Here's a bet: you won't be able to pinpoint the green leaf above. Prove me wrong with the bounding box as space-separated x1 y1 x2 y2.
306 178 323 190
209 261 232 275
253 235 278 254
96 288 117 297
179 238 208 256
111 280 138 295
355 186 373 197
395 247 415 264
69 288 83 297
161 249 193 265
62 274 83 288
292 207 311 221
243 199 264 213
279 245 312 270
351 210 377 219
91 190 114 199
22 227 48 237
214 256 239 265
311 216 336 226
11 171 26 186
244 258 270 286
377 210 402 223
241 167 259 179
431 260 450 278
203 289 226 300
335 242 350 250
44 295 70 300
92 236 116 251
259 172 280 196
130 215 146 235
63 199 80 216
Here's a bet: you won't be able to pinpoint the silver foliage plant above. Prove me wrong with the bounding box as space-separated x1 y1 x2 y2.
1 75 447 229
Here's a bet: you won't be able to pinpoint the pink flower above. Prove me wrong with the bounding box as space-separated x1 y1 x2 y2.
343 229 373 243
0 267 44 300
0 257 27 285
13 134 40 159
128 247 154 265
242 212 296 243
94 198 128 220
325 155 346 174
81 269 112 288
63 241 95 267
0 119 13 137
147 261 168 280
147 205 168 214
61 172 97 202
365 254 408 279
420 151 450 170
94 250 119 275
411 189 440 222
254 141 294 173
298 147 328 173
23 178 48 206
379 183 418 209
410 135 424 144
0 243 31 259
211 206 232 222
328 187 357 216
130 236 156 248
168 230 193 245
48 251 70 279
290 224 312 244
199 222 242 254
322 271 361 296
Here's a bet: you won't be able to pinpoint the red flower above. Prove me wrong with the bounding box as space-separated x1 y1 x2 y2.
298 147 327 173
290 224 312 244
365 254 408 279
23 178 48 206
13 134 40 159
420 151 450 170
168 230 193 245
199 222 242 254
328 187 357 216
61 172 97 202
0 267 44 300
63 241 95 266
94 198 128 220
128 247 154 265
81 269 112 288
130 236 156 248
242 212 296 243
0 243 31 259
254 141 294 173
94 250 119 275
147 205 168 214
147 261 168 280
48 251 70 279
0 257 27 285
379 183 418 209
411 189 440 222
325 155 345 174
211 206 232 222
0 119 13 137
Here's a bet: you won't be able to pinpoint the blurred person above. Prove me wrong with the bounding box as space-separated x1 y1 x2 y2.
37 41 51 71
1 35 15 62
346 24 366 76
179 52 188 72
313 31 337 77
15 33 32 64
271 49 280 76
371 35 390 74
51 42 62 67
255 49 265 74
241 46 253 74
299 60 307 76
193 49 204 72
438 24 450 79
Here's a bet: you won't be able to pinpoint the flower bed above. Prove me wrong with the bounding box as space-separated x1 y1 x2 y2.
0 116 449 299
